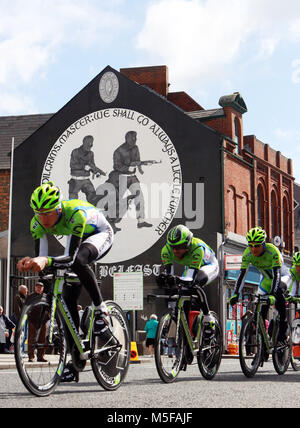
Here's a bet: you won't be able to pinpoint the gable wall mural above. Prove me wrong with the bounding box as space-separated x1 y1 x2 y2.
11 66 222 319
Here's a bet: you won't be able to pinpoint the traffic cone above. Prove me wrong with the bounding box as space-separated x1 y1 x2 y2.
130 341 140 364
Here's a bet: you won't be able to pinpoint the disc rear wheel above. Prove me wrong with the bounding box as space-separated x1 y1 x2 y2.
272 324 292 375
91 301 130 391
197 312 223 380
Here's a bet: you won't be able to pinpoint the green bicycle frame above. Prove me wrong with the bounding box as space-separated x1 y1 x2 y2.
255 299 278 353
176 295 204 355
48 271 95 358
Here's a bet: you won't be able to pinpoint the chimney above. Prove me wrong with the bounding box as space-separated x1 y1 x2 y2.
120 65 169 97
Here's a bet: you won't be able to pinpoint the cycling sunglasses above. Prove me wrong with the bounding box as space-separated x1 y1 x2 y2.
248 243 263 248
170 244 188 250
34 207 60 217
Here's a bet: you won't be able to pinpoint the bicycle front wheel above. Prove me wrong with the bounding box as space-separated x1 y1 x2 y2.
239 315 262 378
91 301 130 391
197 312 223 380
14 296 67 397
154 313 184 383
272 323 292 375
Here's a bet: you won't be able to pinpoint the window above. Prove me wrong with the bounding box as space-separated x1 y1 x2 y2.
257 185 265 229
227 186 236 233
234 117 240 154
282 196 289 251
271 190 278 237
241 192 249 235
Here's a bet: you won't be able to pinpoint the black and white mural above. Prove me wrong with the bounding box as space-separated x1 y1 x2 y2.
41 107 182 263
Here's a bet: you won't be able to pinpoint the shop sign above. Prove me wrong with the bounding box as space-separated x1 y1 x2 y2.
224 254 242 271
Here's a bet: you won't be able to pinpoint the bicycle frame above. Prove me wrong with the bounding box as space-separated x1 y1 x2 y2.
176 294 204 355
254 296 278 354
47 270 94 360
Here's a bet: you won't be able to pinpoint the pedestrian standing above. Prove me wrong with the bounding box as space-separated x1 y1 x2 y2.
27 282 48 362
145 314 159 357
0 306 15 353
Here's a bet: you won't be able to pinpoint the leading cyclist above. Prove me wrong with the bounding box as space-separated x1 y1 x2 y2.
229 226 289 342
158 224 219 330
17 181 115 380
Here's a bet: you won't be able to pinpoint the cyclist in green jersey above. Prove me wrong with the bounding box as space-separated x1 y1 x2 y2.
286 252 300 298
229 226 289 341
157 225 219 327
17 182 116 380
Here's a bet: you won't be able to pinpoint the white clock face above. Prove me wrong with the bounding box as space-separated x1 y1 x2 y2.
99 72 119 103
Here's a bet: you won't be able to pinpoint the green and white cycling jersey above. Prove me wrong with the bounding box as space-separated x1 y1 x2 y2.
287 267 300 296
30 199 113 267
235 243 284 295
161 237 219 284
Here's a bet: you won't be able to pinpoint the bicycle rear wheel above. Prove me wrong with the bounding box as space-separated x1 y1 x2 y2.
197 312 223 380
91 301 130 391
239 315 262 378
291 354 300 371
14 296 67 397
272 324 292 375
154 313 184 383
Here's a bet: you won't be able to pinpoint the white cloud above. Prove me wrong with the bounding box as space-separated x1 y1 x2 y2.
136 0 300 92
0 91 37 115
0 0 128 114
0 1 126 85
274 128 300 141
292 59 300 83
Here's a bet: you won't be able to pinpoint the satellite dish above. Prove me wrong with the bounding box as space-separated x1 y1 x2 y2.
273 236 281 247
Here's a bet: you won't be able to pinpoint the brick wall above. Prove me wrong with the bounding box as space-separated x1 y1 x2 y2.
0 170 10 232
221 132 294 253
223 153 253 237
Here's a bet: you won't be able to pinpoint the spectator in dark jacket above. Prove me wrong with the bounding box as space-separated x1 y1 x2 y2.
0 305 15 353
27 282 48 363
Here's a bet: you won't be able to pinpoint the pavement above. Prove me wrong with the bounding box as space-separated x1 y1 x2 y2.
0 352 237 370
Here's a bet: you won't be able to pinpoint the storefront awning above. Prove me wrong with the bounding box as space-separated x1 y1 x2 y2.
225 266 261 285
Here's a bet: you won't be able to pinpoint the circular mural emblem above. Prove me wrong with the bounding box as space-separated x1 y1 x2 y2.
41 108 182 263
99 72 119 103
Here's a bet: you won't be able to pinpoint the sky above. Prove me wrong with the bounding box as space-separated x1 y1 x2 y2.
0 0 300 182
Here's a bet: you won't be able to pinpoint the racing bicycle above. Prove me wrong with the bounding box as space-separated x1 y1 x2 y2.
286 295 300 371
13 268 130 396
239 293 292 378
148 274 223 383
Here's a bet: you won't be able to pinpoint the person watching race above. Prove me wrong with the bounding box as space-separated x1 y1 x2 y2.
17 181 115 381
229 226 289 342
157 224 219 330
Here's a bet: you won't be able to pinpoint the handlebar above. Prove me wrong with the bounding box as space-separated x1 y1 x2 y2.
156 273 193 288
147 292 199 303
10 274 39 281
239 293 275 306
11 268 79 284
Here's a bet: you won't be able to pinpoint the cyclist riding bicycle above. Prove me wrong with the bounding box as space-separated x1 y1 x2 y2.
157 224 219 330
17 181 115 381
229 226 289 342
286 251 300 299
